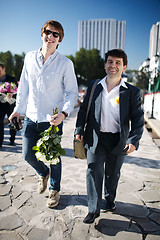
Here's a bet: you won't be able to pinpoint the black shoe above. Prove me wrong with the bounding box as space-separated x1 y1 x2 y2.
9 141 15 146
105 201 116 211
83 212 100 224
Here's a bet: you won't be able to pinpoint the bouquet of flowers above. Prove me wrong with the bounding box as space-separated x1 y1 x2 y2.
32 108 66 165
0 82 17 104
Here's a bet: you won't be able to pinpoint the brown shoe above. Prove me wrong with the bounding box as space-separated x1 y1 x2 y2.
37 173 49 194
46 190 60 208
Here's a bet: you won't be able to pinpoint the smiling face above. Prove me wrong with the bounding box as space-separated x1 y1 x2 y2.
105 56 127 79
42 25 61 52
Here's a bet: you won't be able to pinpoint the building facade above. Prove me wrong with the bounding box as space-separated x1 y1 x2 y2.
149 22 160 59
78 19 126 59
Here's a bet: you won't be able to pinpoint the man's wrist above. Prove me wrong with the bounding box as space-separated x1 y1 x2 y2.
61 111 68 118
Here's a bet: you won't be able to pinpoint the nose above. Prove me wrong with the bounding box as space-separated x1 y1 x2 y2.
110 62 116 68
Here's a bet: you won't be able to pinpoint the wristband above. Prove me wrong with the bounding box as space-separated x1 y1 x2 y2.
61 111 68 118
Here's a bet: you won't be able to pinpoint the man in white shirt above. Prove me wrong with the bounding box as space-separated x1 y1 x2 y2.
75 49 144 223
9 20 78 208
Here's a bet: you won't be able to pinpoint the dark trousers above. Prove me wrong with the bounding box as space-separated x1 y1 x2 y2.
86 132 125 214
0 102 16 145
22 117 63 191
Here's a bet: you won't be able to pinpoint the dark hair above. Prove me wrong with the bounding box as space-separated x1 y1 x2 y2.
105 49 128 66
0 63 5 69
41 20 64 42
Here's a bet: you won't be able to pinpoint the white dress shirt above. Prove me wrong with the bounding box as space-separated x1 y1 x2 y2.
14 49 78 123
100 76 128 133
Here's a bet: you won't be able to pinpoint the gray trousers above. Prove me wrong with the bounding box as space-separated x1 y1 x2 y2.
86 132 125 214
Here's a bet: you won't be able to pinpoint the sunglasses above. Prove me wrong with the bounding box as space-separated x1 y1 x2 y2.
43 29 60 38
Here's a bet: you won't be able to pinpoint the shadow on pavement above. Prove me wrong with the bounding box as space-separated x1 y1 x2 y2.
124 155 160 169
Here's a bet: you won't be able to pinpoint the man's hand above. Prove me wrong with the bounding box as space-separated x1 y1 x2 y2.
9 112 20 123
123 144 136 154
75 134 83 141
50 113 65 126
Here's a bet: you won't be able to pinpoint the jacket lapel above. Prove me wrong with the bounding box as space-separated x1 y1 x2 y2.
119 85 129 129
94 83 103 124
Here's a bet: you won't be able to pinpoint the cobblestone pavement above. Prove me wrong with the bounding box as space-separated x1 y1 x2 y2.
0 108 160 240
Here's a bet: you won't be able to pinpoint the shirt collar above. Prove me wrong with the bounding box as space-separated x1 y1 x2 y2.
99 76 128 90
38 48 59 61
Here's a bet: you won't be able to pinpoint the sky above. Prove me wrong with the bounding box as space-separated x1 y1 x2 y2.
1 0 160 70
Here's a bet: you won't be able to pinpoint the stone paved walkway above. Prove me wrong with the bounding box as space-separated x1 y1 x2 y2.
0 108 160 240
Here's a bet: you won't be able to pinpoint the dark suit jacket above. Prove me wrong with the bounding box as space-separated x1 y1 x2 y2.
75 79 144 156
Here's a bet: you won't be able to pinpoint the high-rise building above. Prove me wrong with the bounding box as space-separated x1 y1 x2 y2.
78 18 126 59
149 22 160 59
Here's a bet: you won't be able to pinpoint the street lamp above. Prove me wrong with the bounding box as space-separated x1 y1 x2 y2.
150 54 159 118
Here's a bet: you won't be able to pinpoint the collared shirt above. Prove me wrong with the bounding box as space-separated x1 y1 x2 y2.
14 49 78 123
99 76 128 133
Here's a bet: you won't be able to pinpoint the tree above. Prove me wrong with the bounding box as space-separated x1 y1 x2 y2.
13 52 25 81
136 70 149 91
67 48 106 86
0 51 14 75
0 51 25 82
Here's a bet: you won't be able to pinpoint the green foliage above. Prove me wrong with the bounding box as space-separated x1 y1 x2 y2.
0 51 25 82
136 70 149 91
32 108 65 165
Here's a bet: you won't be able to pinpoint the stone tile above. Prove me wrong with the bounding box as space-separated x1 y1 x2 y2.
0 214 23 230
146 232 160 240
114 231 142 240
131 217 160 233
0 232 23 240
0 175 6 184
149 212 160 225
0 184 12 196
18 205 43 222
12 192 31 209
71 218 93 240
138 190 160 203
114 201 149 218
0 195 11 211
11 186 22 199
27 228 50 240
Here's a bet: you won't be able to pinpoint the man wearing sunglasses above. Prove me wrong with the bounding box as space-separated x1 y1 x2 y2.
9 20 78 208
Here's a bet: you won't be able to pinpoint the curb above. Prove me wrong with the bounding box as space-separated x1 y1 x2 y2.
144 114 160 138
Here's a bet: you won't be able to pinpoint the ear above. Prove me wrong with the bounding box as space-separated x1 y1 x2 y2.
123 65 127 72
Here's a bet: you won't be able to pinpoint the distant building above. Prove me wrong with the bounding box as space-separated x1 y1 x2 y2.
139 21 160 91
78 18 126 59
149 22 160 59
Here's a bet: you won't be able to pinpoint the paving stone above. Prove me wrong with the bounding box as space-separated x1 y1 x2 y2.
0 232 23 240
0 184 12 196
138 190 160 203
0 214 23 230
11 185 22 199
146 232 160 240
115 201 149 218
27 228 50 240
94 213 132 236
146 202 160 213
0 175 6 184
12 191 31 209
0 195 11 211
18 205 43 222
131 217 160 233
149 212 160 225
114 231 142 240
71 218 92 240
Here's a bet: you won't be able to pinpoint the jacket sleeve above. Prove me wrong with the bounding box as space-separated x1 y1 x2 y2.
74 80 95 136
127 87 144 149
